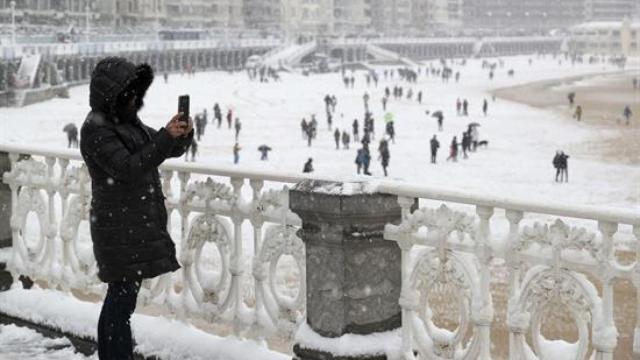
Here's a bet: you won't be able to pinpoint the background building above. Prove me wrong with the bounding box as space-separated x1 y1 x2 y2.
2 0 640 39
242 0 281 33
165 0 243 29
569 19 640 55
370 0 413 35
332 0 371 35
584 0 636 21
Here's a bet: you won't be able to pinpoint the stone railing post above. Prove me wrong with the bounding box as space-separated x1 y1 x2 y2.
0 151 12 291
290 180 402 360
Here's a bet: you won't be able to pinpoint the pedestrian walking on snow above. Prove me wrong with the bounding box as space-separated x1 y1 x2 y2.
185 139 198 162
63 123 78 148
482 99 488 116
553 151 570 182
568 92 575 107
342 131 350 149
233 142 241 164
430 135 440 163
363 92 370 112
214 103 222 128
234 118 241 140
301 118 308 139
385 121 395 144
258 145 272 160
352 119 359 142
446 136 459 162
379 139 390 177
226 109 233 129
334 128 341 149
623 105 633 125
461 132 470 158
574 105 583 121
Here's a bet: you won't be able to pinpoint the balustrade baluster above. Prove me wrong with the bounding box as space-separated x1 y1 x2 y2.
634 225 640 357
44 156 58 284
595 221 619 360
475 205 494 360
505 209 523 359
177 171 190 241
397 196 416 360
58 158 69 217
249 178 264 335
230 177 245 335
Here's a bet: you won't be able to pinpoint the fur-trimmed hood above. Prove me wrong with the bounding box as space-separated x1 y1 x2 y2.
89 57 154 123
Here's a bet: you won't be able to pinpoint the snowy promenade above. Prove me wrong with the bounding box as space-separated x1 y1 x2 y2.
0 56 636 212
0 55 638 359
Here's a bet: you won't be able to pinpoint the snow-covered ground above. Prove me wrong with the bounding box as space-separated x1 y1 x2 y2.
0 323 94 360
1 55 637 212
0 55 638 358
0 287 287 360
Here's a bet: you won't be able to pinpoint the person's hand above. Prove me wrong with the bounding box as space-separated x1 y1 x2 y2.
182 116 193 137
165 113 187 138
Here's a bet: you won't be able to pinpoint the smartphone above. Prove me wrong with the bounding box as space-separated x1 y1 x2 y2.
178 95 190 122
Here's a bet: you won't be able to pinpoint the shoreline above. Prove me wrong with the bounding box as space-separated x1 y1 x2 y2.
493 70 640 165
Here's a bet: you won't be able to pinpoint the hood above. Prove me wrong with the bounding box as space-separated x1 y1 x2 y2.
89 57 154 122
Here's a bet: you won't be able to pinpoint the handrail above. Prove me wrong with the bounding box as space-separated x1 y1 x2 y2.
2 143 636 225
376 181 639 225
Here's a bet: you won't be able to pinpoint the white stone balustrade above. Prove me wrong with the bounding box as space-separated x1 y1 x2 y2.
0 143 308 347
1 143 638 359
381 183 639 360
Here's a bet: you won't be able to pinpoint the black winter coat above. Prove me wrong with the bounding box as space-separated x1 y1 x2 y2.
80 57 192 283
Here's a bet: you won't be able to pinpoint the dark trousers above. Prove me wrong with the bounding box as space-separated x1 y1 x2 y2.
98 280 141 360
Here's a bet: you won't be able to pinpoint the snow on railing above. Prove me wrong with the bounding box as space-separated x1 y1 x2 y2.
381 182 639 360
1 143 639 358
0 143 307 348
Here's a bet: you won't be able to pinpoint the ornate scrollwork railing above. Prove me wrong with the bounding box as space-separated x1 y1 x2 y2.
0 144 307 346
2 143 638 359
382 184 639 360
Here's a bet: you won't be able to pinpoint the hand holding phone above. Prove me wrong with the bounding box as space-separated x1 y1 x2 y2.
178 95 190 122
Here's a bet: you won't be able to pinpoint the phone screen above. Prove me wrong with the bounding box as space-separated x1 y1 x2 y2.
178 95 190 122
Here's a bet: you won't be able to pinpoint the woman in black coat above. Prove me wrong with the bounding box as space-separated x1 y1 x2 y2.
80 57 193 359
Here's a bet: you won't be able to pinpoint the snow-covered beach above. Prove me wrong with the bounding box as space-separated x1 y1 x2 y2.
1 55 637 212
1 54 638 359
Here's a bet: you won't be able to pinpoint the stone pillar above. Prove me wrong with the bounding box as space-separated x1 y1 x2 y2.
0 152 12 291
290 180 402 360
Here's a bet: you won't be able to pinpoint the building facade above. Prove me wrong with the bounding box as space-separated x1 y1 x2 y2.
332 0 371 35
165 0 243 29
584 0 636 21
569 19 640 55
242 0 281 33
370 0 413 35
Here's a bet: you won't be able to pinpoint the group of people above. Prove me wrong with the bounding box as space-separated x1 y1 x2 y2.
247 66 280 83
552 151 570 182
444 124 482 162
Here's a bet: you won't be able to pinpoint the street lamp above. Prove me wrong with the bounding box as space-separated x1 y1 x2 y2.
486 11 493 37
155 0 161 42
10 0 16 45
